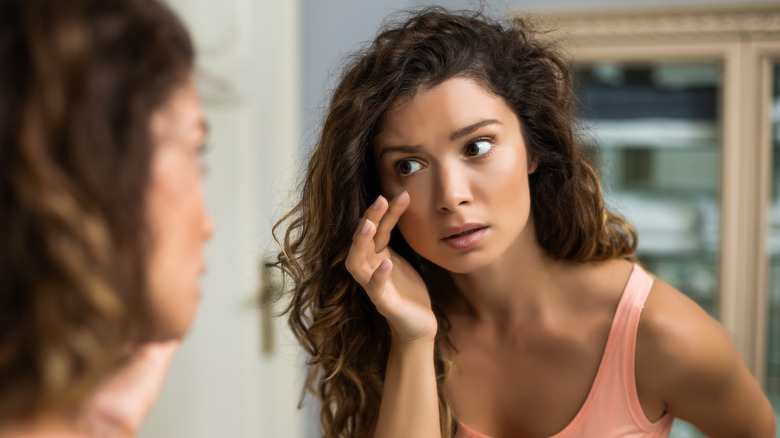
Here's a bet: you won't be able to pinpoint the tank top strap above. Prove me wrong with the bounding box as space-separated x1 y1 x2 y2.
615 264 655 399
604 263 671 431
455 264 673 438
553 263 671 437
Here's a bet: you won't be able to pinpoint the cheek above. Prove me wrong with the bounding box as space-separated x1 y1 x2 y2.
482 149 530 199
396 185 434 247
148 157 203 238
144 158 204 340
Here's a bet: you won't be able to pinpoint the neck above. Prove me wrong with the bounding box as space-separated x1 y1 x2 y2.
448 227 572 326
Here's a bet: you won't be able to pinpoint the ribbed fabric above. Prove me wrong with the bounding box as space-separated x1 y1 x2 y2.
456 264 674 438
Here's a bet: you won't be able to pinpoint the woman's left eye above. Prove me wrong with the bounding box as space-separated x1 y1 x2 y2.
464 139 492 157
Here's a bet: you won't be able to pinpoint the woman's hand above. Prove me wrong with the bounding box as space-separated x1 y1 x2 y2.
345 192 437 344
79 340 179 438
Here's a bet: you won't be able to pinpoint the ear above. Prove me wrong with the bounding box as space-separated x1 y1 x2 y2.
528 157 538 174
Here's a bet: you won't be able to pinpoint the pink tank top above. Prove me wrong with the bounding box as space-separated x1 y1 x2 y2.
455 264 674 438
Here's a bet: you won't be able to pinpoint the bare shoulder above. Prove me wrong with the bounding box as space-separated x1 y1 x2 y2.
635 276 775 437
636 278 732 390
561 258 634 305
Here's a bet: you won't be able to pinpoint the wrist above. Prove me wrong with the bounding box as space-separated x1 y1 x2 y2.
389 333 436 353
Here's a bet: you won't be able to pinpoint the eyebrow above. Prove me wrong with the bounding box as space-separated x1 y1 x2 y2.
376 119 502 160
376 145 422 160
450 119 501 141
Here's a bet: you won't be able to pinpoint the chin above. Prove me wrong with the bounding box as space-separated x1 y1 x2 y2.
150 313 198 342
150 324 192 342
427 251 496 275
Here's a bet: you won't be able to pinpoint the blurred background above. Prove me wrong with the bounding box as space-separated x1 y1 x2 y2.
140 1 780 437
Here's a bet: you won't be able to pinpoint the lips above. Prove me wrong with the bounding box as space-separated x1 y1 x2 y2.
440 223 488 250
441 223 487 240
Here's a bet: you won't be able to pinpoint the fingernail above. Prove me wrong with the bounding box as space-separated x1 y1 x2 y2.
361 220 372 235
371 196 383 209
395 191 409 204
379 258 390 271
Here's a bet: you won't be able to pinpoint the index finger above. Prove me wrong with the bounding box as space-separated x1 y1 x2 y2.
374 191 410 250
361 195 389 225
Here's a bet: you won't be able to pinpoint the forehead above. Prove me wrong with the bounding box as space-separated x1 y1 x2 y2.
150 77 206 141
376 77 516 146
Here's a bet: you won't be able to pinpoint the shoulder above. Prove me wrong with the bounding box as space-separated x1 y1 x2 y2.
559 258 634 303
635 278 734 397
635 276 776 437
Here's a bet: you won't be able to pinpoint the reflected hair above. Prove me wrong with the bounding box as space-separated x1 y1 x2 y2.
272 7 637 437
0 0 193 421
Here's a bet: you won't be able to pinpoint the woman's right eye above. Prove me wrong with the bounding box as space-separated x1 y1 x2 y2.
395 159 423 176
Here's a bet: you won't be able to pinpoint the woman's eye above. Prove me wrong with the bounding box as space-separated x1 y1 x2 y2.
195 143 210 174
465 139 492 157
396 159 423 176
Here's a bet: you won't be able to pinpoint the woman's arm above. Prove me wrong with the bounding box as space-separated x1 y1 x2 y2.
374 338 439 438
346 193 441 438
636 280 776 438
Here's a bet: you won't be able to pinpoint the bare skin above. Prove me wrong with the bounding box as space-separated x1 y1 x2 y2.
0 341 179 438
346 193 440 438
347 77 776 438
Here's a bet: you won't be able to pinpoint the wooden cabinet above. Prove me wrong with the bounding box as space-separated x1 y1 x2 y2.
527 4 780 435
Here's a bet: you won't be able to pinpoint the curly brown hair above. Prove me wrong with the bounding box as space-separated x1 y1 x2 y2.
0 0 193 422
272 7 637 437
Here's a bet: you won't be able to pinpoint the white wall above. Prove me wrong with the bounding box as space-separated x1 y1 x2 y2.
140 0 305 437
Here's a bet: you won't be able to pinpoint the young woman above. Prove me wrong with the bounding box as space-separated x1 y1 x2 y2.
0 0 213 436
273 7 776 438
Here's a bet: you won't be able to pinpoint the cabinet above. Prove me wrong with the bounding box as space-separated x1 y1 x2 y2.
528 5 780 436
574 62 721 317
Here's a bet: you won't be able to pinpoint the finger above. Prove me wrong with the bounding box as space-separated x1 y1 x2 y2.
346 195 393 284
345 218 378 284
375 191 410 250
349 195 388 257
364 257 394 313
362 195 389 225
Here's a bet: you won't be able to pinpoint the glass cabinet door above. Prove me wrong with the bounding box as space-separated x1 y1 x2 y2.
766 60 780 428
573 62 721 316
573 61 721 438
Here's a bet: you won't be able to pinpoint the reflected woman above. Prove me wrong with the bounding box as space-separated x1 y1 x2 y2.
0 0 213 436
273 8 776 438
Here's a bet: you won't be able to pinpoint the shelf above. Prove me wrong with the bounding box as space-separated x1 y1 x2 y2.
579 118 718 150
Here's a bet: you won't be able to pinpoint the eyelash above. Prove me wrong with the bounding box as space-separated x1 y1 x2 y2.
197 142 210 174
393 158 424 179
197 142 211 157
465 136 495 159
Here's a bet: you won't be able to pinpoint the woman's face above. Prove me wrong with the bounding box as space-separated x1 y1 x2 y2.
145 75 214 341
375 77 535 274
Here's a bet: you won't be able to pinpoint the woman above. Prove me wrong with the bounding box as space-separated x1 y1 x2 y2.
273 8 776 438
0 0 213 436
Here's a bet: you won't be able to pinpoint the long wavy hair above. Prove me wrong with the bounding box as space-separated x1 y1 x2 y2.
272 8 637 437
0 0 193 422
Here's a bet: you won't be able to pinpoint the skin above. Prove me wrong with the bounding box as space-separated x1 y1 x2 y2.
146 75 214 341
347 77 775 437
0 75 214 438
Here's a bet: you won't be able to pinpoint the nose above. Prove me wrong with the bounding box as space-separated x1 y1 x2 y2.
435 163 472 213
